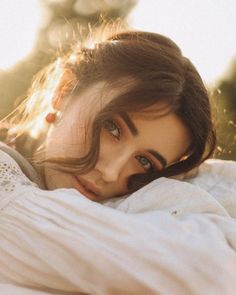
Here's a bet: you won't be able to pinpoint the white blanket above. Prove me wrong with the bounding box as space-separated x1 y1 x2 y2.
0 149 236 295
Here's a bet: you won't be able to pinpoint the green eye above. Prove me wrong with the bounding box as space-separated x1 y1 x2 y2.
104 120 120 139
136 155 153 171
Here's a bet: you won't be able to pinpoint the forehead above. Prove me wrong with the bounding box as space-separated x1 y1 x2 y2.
67 79 135 117
70 81 123 110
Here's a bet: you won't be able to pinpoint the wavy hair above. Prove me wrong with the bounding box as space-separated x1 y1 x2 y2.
2 30 216 193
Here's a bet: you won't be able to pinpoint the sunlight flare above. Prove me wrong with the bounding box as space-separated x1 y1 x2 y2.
0 0 42 70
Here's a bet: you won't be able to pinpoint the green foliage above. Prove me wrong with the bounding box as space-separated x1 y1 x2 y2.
211 59 236 160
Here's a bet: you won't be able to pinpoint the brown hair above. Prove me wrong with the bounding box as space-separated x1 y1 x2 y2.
2 30 216 193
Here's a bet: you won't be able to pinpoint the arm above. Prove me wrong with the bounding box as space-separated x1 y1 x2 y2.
1 150 236 295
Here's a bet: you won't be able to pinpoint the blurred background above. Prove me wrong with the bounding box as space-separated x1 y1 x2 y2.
0 0 235 160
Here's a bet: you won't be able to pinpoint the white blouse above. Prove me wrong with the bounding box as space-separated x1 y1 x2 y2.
0 149 236 295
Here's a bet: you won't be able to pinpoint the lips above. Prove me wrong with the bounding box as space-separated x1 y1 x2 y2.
73 175 101 200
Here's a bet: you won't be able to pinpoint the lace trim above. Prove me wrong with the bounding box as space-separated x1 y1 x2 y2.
0 150 36 194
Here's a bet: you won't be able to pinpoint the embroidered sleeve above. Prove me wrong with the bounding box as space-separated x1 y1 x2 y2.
0 150 37 195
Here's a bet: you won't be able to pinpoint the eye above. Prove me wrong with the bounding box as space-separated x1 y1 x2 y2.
104 120 121 139
135 155 154 171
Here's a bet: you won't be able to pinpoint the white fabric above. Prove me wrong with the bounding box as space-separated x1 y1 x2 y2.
0 284 53 295
0 149 236 295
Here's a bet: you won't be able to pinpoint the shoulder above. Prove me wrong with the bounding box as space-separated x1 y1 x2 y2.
0 145 23 175
0 141 45 189
0 145 38 195
186 159 236 218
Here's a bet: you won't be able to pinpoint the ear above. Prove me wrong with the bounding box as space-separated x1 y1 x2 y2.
52 68 76 110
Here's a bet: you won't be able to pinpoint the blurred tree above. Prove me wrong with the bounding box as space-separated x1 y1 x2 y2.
212 59 236 160
0 0 137 118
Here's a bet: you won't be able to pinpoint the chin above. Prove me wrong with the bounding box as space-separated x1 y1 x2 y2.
44 170 74 191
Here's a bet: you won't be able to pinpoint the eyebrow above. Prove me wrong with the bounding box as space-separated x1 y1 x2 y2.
148 150 167 169
119 112 167 169
120 112 138 136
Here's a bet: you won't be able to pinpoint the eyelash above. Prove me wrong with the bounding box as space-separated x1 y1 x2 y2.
103 119 155 172
104 120 121 140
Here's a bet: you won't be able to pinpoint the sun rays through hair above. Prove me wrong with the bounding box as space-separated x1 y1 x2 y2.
1 27 216 193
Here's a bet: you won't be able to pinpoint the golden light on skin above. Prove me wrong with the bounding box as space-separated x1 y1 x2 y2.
7 57 64 140
27 58 64 139
0 0 42 70
128 0 236 85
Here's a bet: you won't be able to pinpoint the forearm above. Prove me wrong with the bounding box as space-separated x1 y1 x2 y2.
1 188 236 295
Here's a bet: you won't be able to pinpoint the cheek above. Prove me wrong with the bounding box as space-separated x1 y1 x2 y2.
45 117 90 159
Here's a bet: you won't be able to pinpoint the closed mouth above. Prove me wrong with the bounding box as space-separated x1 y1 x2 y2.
73 175 101 200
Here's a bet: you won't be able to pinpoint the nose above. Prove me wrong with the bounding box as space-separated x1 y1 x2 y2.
95 149 131 183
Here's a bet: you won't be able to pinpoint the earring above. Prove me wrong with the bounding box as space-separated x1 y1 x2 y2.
45 112 57 123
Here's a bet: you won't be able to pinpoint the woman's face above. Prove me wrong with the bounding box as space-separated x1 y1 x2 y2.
44 82 191 201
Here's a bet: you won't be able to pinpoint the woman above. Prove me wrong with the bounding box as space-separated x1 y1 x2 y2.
2 30 235 295
1 30 215 201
